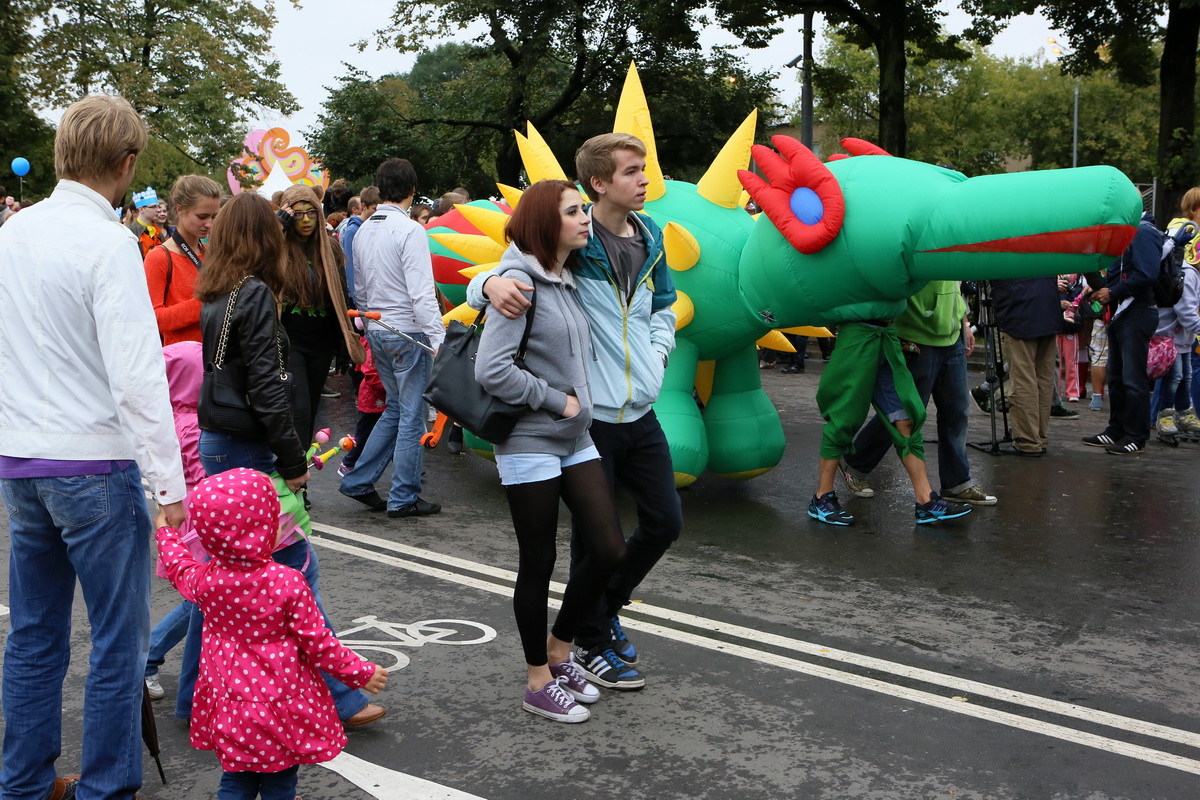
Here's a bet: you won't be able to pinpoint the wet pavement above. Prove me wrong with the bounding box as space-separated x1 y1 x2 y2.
3 361 1200 799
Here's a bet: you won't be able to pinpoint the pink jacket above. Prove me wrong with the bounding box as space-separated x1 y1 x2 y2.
163 341 205 488
156 468 375 772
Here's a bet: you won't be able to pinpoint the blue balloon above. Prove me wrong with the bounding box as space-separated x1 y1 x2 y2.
11 157 30 177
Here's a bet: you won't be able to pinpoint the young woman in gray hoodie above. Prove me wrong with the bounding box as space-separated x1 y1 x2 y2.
475 180 626 724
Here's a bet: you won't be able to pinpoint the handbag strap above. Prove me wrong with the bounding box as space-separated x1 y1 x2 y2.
213 276 288 380
471 288 536 364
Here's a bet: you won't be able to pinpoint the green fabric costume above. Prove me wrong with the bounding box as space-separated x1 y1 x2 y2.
815 322 926 462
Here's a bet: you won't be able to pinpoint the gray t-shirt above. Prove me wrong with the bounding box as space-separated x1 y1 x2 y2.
592 217 646 302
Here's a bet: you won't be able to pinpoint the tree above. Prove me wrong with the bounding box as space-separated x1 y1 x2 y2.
966 0 1199 219
0 0 54 199
27 0 298 174
361 0 764 184
713 0 1002 156
807 33 1158 179
309 44 777 193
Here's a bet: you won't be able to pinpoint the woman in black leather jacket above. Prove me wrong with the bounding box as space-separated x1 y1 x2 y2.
181 192 385 727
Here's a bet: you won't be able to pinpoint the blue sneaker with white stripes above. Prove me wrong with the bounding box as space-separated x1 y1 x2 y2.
808 491 854 526
914 492 973 524
572 644 645 690
608 616 637 663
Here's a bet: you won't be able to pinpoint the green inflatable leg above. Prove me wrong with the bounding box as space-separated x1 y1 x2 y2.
655 337 709 487
702 344 786 480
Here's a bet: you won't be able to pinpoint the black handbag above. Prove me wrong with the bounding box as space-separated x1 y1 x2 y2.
423 291 536 443
201 277 294 438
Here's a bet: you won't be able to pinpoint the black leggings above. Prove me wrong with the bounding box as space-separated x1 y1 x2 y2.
506 458 625 666
288 345 336 445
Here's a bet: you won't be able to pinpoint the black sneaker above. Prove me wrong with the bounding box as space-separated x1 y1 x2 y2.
1082 433 1116 448
915 492 973 524
320 385 340 398
572 644 645 690
1050 404 1079 419
608 616 637 663
970 385 992 413
388 498 442 518
780 364 804 374
808 491 854 526
1105 438 1145 455
342 489 386 511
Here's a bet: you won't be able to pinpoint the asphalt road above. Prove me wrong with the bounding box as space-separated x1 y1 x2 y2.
2 363 1199 799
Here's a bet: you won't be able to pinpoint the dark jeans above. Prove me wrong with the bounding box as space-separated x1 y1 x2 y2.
1104 304 1157 444
844 337 972 494
570 411 683 648
177 432 368 721
289 344 337 446
218 765 298 800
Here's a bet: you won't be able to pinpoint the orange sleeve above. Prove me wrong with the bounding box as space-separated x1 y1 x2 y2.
144 247 201 340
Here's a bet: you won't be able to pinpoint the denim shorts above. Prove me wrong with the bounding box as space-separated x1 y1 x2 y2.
495 446 601 486
872 359 909 423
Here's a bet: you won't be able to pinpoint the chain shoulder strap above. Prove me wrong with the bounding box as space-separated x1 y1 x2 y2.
214 276 286 380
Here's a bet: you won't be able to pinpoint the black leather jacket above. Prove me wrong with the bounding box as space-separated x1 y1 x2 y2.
199 277 307 479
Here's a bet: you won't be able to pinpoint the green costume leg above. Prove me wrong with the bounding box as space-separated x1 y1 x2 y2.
704 344 786 480
654 337 709 487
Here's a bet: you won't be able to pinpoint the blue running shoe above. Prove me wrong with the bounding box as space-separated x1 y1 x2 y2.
808 491 854 526
915 492 973 524
608 616 637 663
573 644 645 690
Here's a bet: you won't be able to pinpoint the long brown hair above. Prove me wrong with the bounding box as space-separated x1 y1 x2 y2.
505 179 581 272
279 184 341 308
194 193 286 302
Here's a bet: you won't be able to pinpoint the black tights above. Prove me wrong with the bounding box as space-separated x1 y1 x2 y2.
506 458 625 666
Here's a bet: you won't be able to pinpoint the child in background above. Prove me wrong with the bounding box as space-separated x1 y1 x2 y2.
155 468 387 800
145 341 205 700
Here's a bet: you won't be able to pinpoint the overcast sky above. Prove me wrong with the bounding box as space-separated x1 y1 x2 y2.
255 2 1060 148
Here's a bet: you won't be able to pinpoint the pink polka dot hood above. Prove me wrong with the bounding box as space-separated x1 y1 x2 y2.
187 468 280 570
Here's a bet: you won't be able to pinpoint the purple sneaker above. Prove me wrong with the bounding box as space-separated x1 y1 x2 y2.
522 676 590 723
550 659 600 704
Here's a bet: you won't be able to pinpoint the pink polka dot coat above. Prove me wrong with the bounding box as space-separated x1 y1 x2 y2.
156 468 376 772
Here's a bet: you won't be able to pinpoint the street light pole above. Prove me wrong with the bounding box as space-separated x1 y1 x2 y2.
787 12 816 149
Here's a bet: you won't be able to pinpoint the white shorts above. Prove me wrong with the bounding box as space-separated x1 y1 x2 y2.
495 446 601 486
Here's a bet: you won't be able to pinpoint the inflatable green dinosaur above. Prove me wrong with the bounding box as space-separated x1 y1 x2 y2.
431 66 1142 487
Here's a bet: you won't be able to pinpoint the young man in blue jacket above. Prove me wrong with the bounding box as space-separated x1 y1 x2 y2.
1083 214 1165 454
468 133 680 690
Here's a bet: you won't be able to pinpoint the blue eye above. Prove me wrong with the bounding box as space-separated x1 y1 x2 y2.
790 187 824 225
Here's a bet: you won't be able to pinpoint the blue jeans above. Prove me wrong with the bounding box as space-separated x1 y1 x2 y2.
218 765 298 800
1 465 150 800
339 330 431 510
176 432 368 721
845 337 972 494
145 600 195 677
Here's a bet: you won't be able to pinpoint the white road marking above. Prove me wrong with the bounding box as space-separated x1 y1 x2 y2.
310 522 1200 776
321 751 486 799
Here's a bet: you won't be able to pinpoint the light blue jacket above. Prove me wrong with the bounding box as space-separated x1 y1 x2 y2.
468 206 676 423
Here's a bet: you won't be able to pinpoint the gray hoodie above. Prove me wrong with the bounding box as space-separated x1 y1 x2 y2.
475 243 594 457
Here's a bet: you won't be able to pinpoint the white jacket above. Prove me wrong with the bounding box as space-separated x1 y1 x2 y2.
0 180 186 503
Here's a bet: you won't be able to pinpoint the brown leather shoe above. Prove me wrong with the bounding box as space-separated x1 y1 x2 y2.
48 776 79 800
345 703 386 728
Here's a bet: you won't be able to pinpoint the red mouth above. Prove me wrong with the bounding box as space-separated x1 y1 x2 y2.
919 224 1136 256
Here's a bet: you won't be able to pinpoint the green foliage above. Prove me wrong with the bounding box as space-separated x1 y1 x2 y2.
807 33 1158 179
27 0 298 173
308 42 775 194
0 0 54 199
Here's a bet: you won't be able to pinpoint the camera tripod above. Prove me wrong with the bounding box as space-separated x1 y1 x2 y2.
967 281 1013 454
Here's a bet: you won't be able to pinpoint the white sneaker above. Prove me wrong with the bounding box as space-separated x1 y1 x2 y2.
1157 411 1179 435
145 674 165 700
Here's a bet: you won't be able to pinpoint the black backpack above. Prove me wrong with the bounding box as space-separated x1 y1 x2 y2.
1155 219 1197 308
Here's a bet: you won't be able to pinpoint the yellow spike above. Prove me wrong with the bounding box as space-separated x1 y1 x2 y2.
496 183 524 209
663 222 701 271
516 123 569 184
673 290 695 330
697 110 758 208
612 62 666 202
441 302 480 327
458 261 501 280
756 330 796 353
430 232 506 266
737 189 750 209
778 325 834 338
694 360 715 406
454 204 510 247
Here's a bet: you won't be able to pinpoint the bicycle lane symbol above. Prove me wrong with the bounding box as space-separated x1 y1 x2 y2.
336 616 498 672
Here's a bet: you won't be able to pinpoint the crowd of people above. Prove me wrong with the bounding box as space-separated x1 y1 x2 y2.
2 91 1199 800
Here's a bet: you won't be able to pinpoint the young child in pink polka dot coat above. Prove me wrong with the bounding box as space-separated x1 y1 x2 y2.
155 468 388 799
